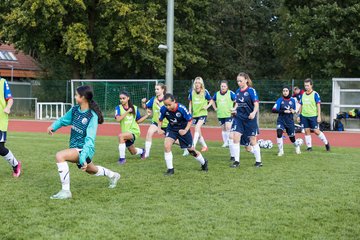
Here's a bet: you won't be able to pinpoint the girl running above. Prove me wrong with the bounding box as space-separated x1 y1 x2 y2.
47 85 120 200
272 86 301 156
211 80 236 147
116 91 149 164
158 93 208 175
141 83 168 158
183 77 212 156
0 77 21 177
230 72 262 168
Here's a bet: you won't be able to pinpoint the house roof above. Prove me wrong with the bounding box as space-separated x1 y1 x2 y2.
0 44 41 79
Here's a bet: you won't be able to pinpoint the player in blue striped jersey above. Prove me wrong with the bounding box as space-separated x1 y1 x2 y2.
47 86 120 199
158 93 208 176
272 86 301 156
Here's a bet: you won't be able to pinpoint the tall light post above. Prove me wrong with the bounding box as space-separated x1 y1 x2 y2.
165 0 174 94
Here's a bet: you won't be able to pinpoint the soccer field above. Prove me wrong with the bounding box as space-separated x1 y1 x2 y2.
1 132 359 239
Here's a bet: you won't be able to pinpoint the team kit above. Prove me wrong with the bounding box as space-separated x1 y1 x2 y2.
0 73 330 199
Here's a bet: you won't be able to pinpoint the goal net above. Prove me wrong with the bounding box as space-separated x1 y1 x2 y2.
70 79 164 119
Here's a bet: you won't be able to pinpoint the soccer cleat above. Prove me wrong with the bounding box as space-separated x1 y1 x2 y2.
325 143 330 151
201 146 208 152
12 161 22 178
183 149 189 156
50 190 72 200
254 162 263 168
306 147 313 152
230 161 240 168
118 158 126 165
164 168 174 176
221 143 229 148
277 150 284 157
230 156 235 162
140 149 146 160
109 173 121 189
201 159 208 172
295 146 301 154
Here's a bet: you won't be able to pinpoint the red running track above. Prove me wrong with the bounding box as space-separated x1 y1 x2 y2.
8 119 360 148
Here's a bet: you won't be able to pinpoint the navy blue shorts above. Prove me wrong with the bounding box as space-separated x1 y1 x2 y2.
0 131 7 143
218 117 232 126
75 149 92 168
301 116 319 130
231 117 259 136
240 135 250 146
165 129 193 149
125 134 136 147
193 116 207 125
277 121 295 137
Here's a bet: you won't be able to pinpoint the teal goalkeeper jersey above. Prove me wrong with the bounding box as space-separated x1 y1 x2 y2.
51 105 98 165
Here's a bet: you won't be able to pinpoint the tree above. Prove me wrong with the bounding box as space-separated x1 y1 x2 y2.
273 0 360 78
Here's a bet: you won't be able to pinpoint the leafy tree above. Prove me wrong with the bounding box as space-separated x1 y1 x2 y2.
273 0 360 78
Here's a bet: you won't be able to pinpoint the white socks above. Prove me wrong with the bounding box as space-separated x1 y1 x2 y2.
145 141 152 158
193 132 200 148
3 150 19 167
199 136 207 147
318 132 328 145
229 139 235 157
253 144 261 163
305 135 312 148
222 131 230 144
56 162 70 191
95 166 115 178
194 153 205 165
164 152 173 169
135 148 144 155
277 137 283 152
118 143 126 158
233 142 240 163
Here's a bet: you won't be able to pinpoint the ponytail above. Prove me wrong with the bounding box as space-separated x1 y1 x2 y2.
90 100 104 124
237 72 253 87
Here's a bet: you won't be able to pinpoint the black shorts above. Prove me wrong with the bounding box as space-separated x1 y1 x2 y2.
165 129 193 149
218 117 232 126
0 131 7 143
192 116 207 125
125 134 136 147
151 122 167 134
75 148 93 168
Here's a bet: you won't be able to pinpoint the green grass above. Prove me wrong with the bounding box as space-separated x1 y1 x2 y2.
0 132 359 240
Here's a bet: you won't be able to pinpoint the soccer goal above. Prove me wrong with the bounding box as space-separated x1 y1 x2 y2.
70 79 164 119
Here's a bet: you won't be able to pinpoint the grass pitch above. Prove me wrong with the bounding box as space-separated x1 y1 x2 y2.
0 132 359 239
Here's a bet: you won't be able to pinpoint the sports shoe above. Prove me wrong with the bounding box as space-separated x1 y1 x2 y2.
230 156 235 162
325 143 330 151
277 150 284 157
201 159 208 172
12 161 22 178
183 149 189 156
254 162 263 168
164 168 174 176
118 158 126 165
295 146 301 154
230 161 240 168
306 147 312 152
140 149 146 160
109 173 121 189
221 143 229 148
50 190 72 200
201 146 208 152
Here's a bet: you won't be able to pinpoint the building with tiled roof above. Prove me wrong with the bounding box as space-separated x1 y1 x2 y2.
0 44 41 81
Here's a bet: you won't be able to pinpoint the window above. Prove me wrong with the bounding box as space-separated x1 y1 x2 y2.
0 51 18 61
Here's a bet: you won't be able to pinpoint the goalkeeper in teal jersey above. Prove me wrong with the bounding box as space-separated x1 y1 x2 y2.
47 86 120 200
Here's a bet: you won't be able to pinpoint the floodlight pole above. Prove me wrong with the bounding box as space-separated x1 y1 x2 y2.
165 0 174 94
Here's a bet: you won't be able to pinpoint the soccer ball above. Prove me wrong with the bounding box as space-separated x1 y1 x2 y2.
257 139 265 148
295 138 304 146
265 140 273 149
